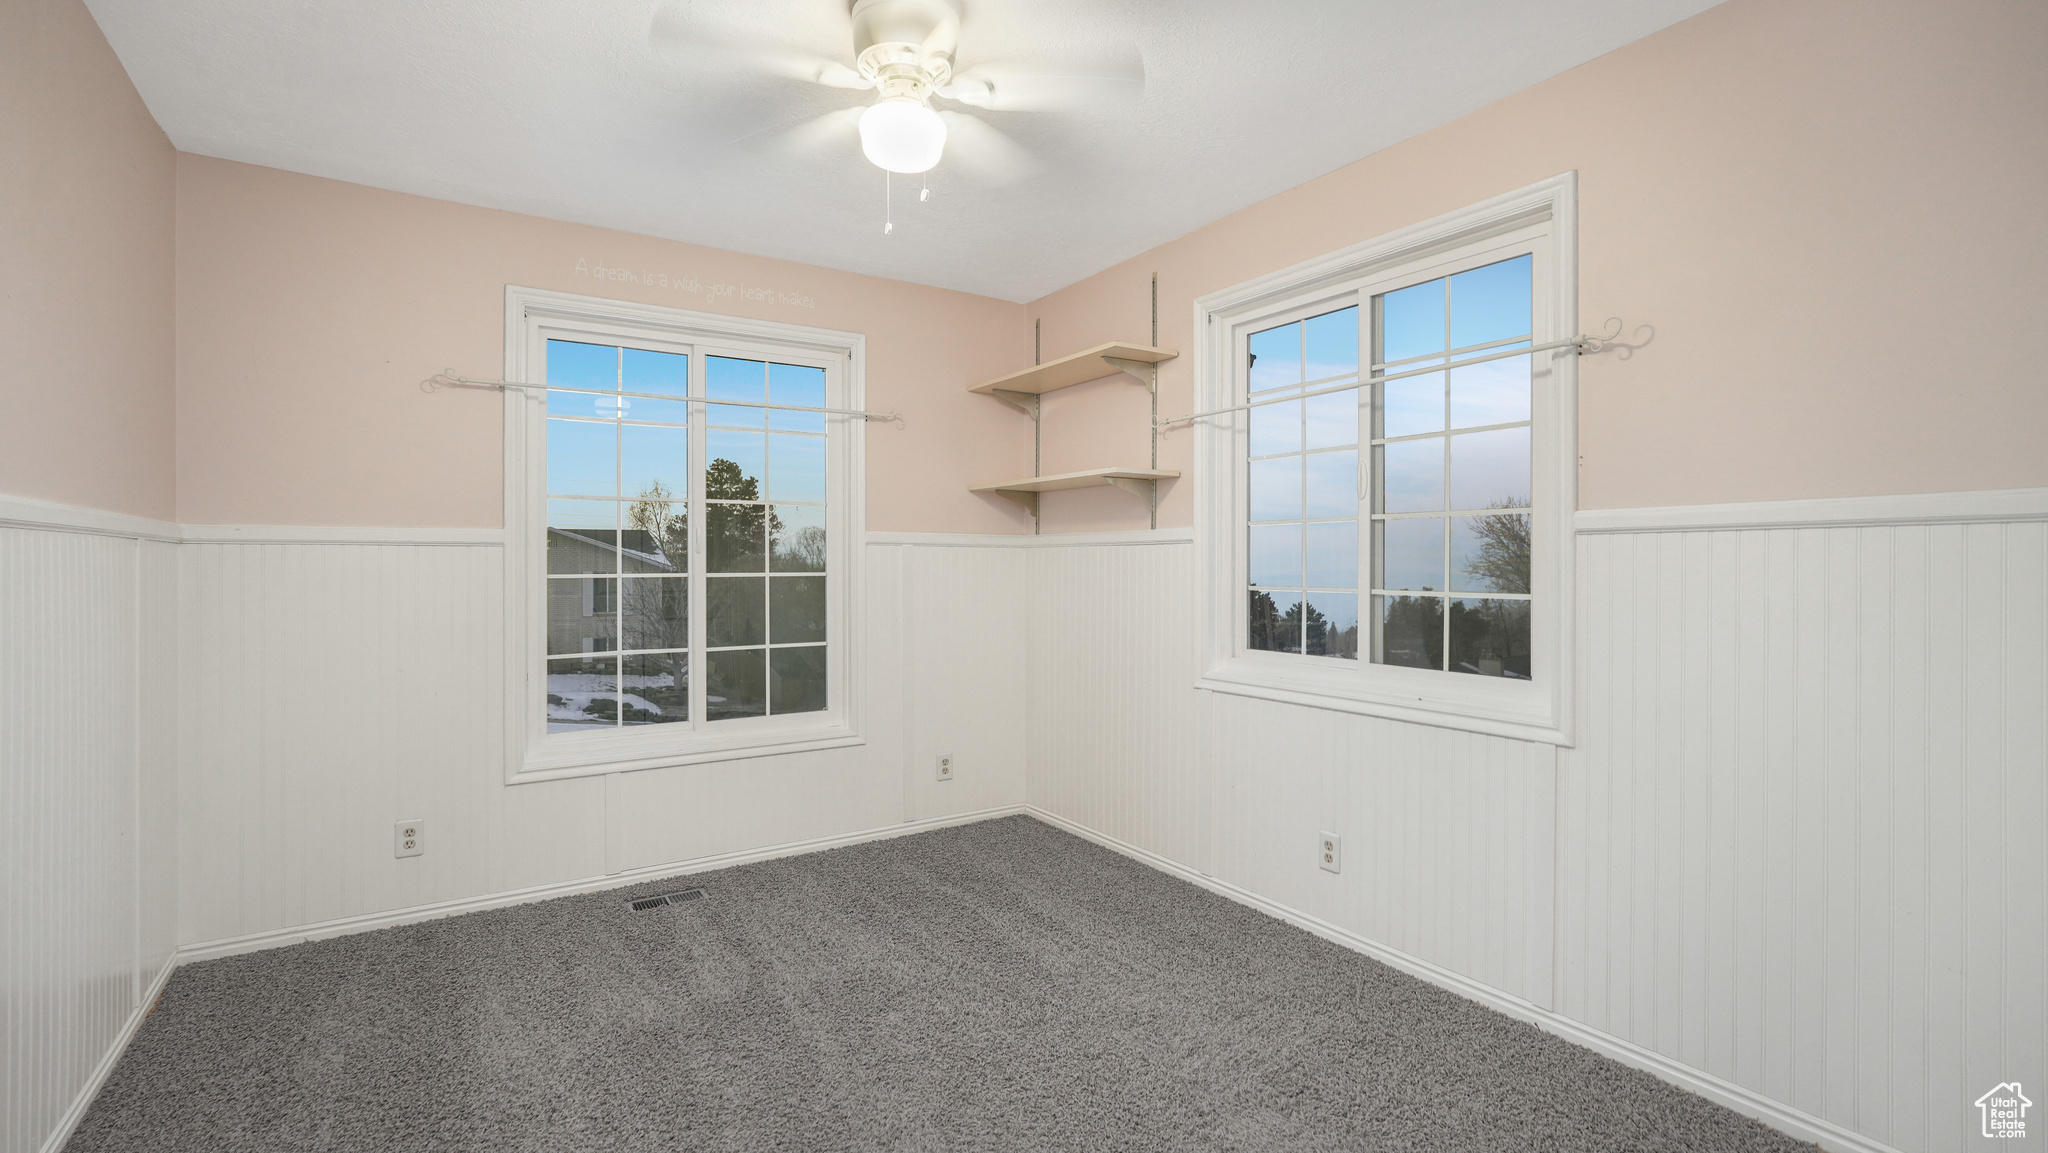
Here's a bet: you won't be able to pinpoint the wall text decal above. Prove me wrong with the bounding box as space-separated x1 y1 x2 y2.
574 258 816 310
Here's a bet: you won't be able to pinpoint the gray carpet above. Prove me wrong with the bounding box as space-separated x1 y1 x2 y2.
70 816 1812 1152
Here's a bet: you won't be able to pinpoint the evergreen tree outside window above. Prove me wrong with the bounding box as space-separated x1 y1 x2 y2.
539 340 834 732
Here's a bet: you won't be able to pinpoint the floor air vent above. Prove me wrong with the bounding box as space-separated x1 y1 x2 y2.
628 888 705 912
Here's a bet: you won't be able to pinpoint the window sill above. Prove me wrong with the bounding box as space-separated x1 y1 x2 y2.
511 719 864 783
1195 655 1570 746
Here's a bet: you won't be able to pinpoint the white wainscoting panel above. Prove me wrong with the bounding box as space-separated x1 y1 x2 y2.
138 539 180 988
176 542 526 947
1022 515 2045 1153
1024 537 1559 1008
1562 522 2046 1153
1025 539 1208 873
174 540 1028 951
1 525 176 1153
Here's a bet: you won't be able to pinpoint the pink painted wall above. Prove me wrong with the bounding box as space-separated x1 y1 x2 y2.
174 155 1033 531
1026 0 2048 532
0 0 176 520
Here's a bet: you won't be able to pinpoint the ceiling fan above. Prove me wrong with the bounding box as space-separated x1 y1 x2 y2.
651 0 1143 182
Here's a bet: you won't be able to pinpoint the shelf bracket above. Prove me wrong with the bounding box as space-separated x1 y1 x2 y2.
985 388 1040 417
991 489 1040 515
1103 476 1157 502
1100 357 1157 391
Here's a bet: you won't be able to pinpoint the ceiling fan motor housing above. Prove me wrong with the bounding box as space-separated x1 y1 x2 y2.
851 0 957 100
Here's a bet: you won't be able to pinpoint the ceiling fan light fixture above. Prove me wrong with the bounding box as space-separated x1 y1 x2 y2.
859 97 946 174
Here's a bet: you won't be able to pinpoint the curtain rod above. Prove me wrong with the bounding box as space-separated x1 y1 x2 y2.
1156 319 1638 428
427 373 899 422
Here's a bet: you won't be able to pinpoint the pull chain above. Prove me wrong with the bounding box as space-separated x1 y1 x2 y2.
920 173 929 203
884 171 893 235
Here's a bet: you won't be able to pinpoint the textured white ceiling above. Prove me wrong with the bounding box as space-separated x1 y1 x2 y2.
85 0 1719 302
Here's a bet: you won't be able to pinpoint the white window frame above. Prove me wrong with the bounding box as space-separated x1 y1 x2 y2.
1191 174 1577 745
502 286 867 783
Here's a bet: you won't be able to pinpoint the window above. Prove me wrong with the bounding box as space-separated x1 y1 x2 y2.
505 288 866 781
1194 176 1576 744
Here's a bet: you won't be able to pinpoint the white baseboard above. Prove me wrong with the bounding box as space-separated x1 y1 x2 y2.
177 804 1028 964
38 953 178 1153
1020 806 1903 1153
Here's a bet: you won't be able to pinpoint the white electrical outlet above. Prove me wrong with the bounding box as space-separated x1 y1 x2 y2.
395 820 424 858
1318 831 1341 874
935 753 954 782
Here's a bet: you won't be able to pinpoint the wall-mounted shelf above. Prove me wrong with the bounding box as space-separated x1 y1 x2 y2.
969 342 1177 412
969 328 1178 529
971 467 1180 513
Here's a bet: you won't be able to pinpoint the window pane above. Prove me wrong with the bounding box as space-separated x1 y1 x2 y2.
707 649 766 720
706 429 765 498
1248 322 1300 392
1449 427 1530 511
1377 517 1445 591
620 652 688 726
770 576 827 644
1381 364 1444 439
621 349 690 423
1378 438 1444 514
706 576 765 647
547 500 618 574
547 656 618 732
547 579 615 655
545 340 616 417
1305 520 1358 589
621 423 687 503
1306 592 1358 659
546 419 616 498
620 500 686 573
768 363 827 433
1449 597 1531 679
1380 279 1444 363
1448 255 1531 350
1449 349 1530 430
1304 306 1359 379
706 355 765 428
1248 456 1303 522
621 576 688 652
769 647 827 714
1451 512 1531 594
707 503 766 572
622 348 686 390
1304 451 1357 519
770 505 827 572
1376 595 1444 670
1248 398 1301 457
768 433 826 503
1248 523 1302 588
1303 389 1358 450
1248 589 1303 654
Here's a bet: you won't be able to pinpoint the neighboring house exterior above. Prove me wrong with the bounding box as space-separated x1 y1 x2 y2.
547 527 683 658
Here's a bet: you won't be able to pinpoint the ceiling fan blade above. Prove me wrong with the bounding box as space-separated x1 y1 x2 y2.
813 61 870 90
940 53 1144 112
649 2 868 91
731 105 865 159
936 111 1034 185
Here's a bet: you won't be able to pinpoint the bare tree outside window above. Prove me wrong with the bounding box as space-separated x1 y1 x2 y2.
1460 500 1530 594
